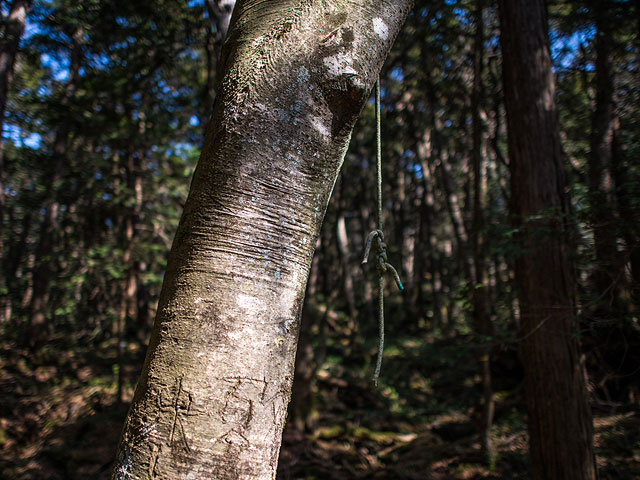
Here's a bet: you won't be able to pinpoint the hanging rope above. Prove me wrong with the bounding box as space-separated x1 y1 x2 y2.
362 78 403 387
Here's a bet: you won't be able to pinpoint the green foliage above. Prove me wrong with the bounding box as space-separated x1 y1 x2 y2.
2 0 206 339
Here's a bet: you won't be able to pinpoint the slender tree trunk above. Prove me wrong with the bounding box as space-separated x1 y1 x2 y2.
112 2 412 478
0 0 30 134
26 28 83 348
471 0 495 466
286 273 317 432
335 181 358 349
416 130 443 328
498 2 597 479
607 0 640 300
116 143 144 402
612 132 640 302
590 3 640 404
204 0 236 59
201 1 236 127
589 6 620 312
3 208 31 321
337 212 356 319
411 175 428 322
423 18 495 451
0 0 31 323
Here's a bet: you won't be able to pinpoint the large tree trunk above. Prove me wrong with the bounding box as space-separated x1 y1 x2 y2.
111 1 412 479
498 1 597 479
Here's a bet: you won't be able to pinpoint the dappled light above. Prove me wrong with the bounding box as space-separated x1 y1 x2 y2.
1 0 639 479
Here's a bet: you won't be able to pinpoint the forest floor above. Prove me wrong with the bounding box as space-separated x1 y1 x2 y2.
0 333 638 480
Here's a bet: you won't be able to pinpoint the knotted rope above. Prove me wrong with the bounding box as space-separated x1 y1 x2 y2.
362 78 403 387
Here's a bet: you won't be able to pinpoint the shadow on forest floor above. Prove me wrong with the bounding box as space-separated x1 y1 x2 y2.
0 338 137 480
1 335 639 479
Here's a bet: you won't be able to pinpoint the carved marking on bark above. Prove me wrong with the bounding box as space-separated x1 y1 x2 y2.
148 444 160 478
111 1 413 477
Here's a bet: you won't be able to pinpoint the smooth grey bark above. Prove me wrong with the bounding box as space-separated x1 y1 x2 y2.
112 1 412 479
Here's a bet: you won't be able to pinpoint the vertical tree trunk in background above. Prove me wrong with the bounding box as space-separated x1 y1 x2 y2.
612 134 640 301
591 0 640 406
201 1 236 127
286 274 317 432
415 129 443 328
336 211 356 319
0 0 31 322
423 12 495 450
0 0 30 135
589 5 620 312
470 0 494 465
335 180 358 349
112 1 412 478
498 2 597 479
610 0 640 301
0 0 31 130
204 0 236 58
116 142 144 402
27 28 82 347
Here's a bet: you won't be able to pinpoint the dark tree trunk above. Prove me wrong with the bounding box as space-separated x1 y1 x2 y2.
416 135 443 329
590 0 640 406
26 28 82 348
201 1 236 127
116 144 144 403
111 1 412 478
204 0 236 59
470 0 495 465
337 212 356 318
589 5 620 312
286 274 318 432
0 0 31 322
498 1 597 479
612 130 640 302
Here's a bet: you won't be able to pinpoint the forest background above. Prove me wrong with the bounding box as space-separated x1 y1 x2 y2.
0 0 638 478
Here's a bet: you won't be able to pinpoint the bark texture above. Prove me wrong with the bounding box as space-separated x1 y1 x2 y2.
498 1 597 479
112 1 412 479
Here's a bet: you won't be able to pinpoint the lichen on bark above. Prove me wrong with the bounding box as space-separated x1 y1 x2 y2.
112 1 413 478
